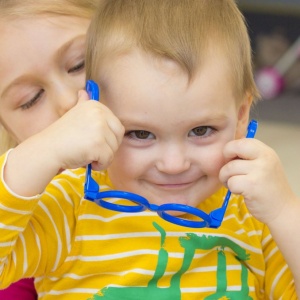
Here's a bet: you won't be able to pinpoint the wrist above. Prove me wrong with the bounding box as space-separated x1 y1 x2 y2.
266 194 300 232
4 135 61 197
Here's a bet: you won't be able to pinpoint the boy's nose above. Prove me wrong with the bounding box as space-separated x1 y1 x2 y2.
156 146 191 174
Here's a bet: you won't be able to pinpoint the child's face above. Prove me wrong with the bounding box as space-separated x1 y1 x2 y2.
0 15 90 143
97 49 251 208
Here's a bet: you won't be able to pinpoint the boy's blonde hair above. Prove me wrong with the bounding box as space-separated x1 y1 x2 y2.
86 0 259 101
0 0 99 154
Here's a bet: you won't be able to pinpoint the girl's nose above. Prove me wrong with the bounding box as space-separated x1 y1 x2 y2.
54 85 79 117
156 145 191 174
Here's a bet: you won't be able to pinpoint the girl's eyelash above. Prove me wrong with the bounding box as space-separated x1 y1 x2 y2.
20 89 44 110
68 61 85 73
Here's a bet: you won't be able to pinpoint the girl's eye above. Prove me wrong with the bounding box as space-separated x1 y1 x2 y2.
20 89 45 110
189 126 214 137
126 130 155 140
68 60 85 74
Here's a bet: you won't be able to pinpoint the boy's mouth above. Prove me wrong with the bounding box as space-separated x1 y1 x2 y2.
154 182 194 190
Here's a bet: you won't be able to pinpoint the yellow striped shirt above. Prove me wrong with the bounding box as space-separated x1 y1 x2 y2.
0 152 296 299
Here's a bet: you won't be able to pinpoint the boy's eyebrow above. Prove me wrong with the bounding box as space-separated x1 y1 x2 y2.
193 114 231 124
120 114 230 128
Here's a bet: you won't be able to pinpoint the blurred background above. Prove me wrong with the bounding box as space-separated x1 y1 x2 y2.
237 0 300 195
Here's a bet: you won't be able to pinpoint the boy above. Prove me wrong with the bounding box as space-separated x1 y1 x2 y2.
1 0 299 299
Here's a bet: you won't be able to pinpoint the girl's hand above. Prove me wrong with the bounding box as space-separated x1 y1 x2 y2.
45 90 125 172
4 90 124 197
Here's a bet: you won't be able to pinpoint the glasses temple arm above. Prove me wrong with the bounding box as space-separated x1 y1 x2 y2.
84 80 101 200
209 120 258 228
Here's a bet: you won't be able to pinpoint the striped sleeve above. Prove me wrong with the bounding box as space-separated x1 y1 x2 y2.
261 223 297 299
0 152 82 289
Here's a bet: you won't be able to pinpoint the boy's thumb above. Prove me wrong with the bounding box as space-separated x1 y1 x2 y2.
77 90 90 103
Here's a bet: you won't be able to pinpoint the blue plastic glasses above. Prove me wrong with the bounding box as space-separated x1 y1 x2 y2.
84 80 258 228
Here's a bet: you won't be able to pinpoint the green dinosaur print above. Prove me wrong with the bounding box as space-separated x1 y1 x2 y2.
90 222 252 300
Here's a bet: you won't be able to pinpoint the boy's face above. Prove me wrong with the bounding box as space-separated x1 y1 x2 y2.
97 49 251 208
0 15 90 143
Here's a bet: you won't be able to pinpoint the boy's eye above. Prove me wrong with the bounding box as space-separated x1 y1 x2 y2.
126 130 154 140
20 89 45 110
189 126 213 137
68 60 85 74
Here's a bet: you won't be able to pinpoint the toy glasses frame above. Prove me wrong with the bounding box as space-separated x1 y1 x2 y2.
84 80 258 228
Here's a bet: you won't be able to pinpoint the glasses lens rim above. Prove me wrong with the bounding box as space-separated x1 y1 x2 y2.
158 210 208 228
157 203 211 228
95 190 149 212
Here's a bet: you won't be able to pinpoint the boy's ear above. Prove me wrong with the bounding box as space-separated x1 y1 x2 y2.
235 93 253 139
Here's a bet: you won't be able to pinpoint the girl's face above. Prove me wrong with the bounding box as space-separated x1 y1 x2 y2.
0 15 90 143
96 49 251 208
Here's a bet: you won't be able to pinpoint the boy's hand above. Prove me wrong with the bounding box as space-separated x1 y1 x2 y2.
219 138 296 226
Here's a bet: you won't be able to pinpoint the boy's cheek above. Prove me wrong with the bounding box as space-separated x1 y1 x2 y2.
203 149 228 177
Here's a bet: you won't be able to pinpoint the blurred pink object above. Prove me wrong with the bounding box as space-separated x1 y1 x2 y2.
0 278 37 300
255 67 284 100
255 36 300 99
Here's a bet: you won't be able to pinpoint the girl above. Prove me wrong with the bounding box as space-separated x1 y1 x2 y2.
0 0 99 298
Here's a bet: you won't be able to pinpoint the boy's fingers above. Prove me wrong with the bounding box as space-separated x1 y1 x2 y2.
223 138 261 161
220 159 252 183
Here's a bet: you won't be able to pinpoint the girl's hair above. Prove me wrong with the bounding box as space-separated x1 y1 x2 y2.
0 0 98 19
86 0 259 101
0 0 99 154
